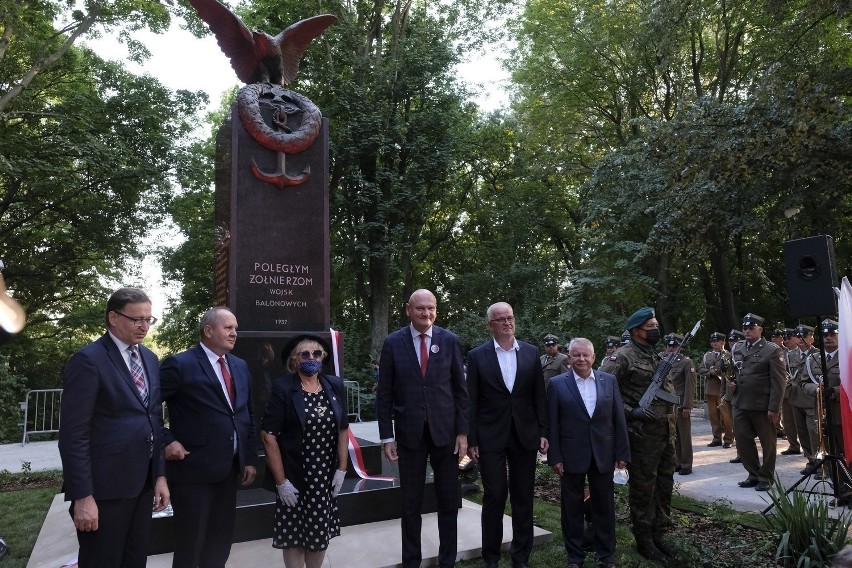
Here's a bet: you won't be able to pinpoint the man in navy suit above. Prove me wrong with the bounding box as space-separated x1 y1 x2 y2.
376 289 470 568
160 307 258 568
467 302 548 568
59 287 170 568
548 338 630 568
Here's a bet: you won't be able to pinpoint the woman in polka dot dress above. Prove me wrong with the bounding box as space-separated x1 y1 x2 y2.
261 334 350 567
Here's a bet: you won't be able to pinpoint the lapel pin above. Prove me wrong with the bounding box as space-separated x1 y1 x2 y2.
431 345 439 354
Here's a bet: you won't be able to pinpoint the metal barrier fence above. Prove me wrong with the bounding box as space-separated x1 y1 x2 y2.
20 388 62 446
343 380 362 423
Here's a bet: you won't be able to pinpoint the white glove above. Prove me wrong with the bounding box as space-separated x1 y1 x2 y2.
331 469 346 497
276 480 299 507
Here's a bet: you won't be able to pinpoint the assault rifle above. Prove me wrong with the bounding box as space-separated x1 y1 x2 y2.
630 319 702 438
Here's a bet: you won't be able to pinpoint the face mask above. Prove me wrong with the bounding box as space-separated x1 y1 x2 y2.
299 360 323 376
644 328 661 345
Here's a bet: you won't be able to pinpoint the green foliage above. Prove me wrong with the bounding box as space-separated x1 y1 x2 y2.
0 1 209 381
763 478 852 567
0 353 27 443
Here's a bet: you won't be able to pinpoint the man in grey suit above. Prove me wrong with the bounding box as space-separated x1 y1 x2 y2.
467 302 548 568
59 287 170 567
548 338 630 568
376 289 469 568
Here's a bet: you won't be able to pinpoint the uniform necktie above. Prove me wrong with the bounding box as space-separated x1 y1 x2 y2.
827 353 833 362
218 356 235 405
128 345 149 406
419 333 429 377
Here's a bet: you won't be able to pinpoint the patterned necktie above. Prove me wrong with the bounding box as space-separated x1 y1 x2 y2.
218 356 235 404
419 333 429 377
128 345 149 406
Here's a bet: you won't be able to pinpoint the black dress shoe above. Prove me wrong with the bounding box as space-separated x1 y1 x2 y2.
678 467 693 475
707 440 722 447
674 464 681 472
781 448 802 455
723 442 732 448
738 478 759 487
730 456 742 463
755 482 771 491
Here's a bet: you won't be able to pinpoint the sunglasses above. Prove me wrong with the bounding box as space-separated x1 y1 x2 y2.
297 350 325 360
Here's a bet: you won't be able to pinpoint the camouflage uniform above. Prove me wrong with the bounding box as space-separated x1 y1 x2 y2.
661 343 696 472
731 337 786 485
600 342 676 543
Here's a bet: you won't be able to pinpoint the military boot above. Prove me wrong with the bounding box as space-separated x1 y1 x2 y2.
635 539 667 562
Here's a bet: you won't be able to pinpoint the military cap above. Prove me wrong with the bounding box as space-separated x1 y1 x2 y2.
709 331 726 341
604 335 621 348
728 329 745 341
620 330 631 344
795 324 814 337
625 307 655 330
543 334 560 346
665 333 683 346
821 319 838 333
782 328 797 338
771 328 784 338
742 313 764 327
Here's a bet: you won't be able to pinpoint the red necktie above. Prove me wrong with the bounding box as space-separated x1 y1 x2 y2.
419 334 429 377
218 356 235 405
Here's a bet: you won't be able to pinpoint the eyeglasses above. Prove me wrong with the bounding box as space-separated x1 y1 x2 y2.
114 311 157 327
489 316 515 324
297 350 325 360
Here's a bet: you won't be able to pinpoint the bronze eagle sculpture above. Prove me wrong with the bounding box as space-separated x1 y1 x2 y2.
188 0 336 85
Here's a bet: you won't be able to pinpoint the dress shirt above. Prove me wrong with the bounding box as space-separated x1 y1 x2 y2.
108 331 147 383
409 324 432 369
574 371 597 416
492 338 519 392
200 343 238 453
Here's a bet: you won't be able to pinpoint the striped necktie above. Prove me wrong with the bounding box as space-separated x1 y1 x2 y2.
128 345 149 406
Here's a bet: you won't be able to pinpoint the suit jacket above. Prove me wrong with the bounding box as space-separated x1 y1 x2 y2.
260 373 348 493
59 333 166 501
546 370 630 474
467 339 547 451
160 344 258 485
376 325 469 448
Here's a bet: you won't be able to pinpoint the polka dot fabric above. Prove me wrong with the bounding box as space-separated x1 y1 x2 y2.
272 390 341 551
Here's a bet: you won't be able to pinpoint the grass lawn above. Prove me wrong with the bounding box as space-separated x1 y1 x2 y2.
0 478 60 568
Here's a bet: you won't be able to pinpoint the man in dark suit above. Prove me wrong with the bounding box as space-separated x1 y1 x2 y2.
467 302 548 568
548 338 630 568
160 307 258 568
376 288 470 568
59 287 170 568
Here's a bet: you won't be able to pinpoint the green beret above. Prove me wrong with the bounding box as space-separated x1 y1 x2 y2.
625 307 655 330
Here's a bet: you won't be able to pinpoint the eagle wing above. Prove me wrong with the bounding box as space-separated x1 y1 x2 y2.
188 0 258 84
276 14 337 85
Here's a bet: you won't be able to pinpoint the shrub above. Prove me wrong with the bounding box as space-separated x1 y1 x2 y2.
763 474 852 567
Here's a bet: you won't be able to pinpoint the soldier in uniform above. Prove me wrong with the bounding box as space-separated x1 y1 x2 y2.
790 324 821 475
600 307 675 561
730 313 786 491
662 333 697 475
620 330 631 346
771 328 785 347
726 330 745 463
780 328 803 456
697 332 734 448
807 319 851 504
604 336 620 357
540 334 569 389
